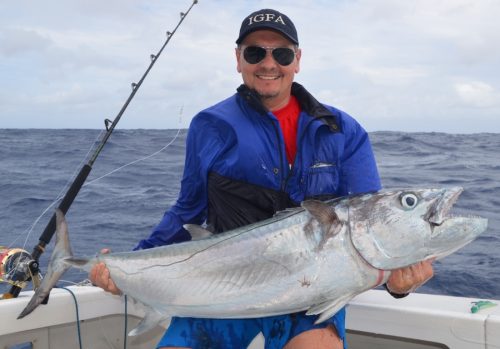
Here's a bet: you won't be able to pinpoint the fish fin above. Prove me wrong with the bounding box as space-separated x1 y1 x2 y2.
18 209 73 319
306 300 336 316
128 306 167 336
273 207 301 219
183 224 213 240
301 200 343 237
306 294 352 324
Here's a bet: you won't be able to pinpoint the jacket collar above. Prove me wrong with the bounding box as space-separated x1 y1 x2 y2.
236 82 340 132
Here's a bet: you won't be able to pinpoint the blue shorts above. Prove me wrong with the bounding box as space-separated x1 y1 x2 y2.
156 308 346 349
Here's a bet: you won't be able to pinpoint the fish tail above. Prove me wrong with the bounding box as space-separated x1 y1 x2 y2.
18 209 74 319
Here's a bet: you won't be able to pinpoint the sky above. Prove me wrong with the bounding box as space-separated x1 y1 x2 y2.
1 0 499 133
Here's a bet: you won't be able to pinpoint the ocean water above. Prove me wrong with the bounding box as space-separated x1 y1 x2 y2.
0 129 499 299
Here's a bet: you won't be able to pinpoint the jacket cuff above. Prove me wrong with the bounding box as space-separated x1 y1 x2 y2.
384 283 409 299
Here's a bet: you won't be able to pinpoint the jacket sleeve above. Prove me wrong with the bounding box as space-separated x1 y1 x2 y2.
135 113 225 249
337 113 381 196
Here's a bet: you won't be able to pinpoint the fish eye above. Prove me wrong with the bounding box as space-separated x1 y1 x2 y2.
400 193 418 210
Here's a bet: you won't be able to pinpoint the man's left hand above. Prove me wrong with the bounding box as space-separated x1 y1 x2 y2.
386 260 434 294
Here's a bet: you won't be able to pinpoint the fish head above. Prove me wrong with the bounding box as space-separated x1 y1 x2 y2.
348 187 487 270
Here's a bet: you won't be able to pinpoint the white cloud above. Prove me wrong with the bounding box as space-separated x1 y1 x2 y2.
455 81 499 108
0 27 52 56
347 65 428 87
0 0 499 132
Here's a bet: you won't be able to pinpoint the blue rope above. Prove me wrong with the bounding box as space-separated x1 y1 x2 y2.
58 287 129 349
124 294 128 349
60 287 83 349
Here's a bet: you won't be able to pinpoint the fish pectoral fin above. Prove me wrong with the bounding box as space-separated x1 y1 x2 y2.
306 294 352 324
129 307 167 336
183 224 214 240
301 200 343 237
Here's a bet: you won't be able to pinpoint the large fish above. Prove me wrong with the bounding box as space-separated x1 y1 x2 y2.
18 187 487 335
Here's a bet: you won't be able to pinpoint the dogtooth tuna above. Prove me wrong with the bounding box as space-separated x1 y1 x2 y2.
17 187 487 336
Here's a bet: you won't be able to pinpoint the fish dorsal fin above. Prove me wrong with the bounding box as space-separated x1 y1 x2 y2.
183 224 214 240
301 200 343 238
128 305 167 336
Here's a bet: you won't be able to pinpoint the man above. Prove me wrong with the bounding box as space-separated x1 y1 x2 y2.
91 9 433 349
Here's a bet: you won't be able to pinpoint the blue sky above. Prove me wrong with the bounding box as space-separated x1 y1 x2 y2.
1 0 499 133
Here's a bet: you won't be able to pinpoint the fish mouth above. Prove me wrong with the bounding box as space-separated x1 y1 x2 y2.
423 187 487 260
425 187 463 228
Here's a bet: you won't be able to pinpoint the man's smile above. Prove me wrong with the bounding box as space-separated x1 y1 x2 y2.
256 74 282 80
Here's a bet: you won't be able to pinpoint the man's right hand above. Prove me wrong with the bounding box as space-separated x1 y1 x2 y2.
89 249 122 295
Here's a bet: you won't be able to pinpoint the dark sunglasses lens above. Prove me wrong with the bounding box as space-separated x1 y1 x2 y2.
243 46 267 64
243 47 295 66
272 48 295 66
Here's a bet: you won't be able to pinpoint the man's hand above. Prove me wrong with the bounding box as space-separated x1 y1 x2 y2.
386 260 434 295
89 249 122 295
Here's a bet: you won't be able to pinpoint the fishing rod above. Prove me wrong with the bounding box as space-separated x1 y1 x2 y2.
0 0 198 300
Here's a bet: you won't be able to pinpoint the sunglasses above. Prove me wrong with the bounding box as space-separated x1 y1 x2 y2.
241 46 297 66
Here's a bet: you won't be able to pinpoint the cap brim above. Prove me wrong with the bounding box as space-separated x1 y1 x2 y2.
236 27 299 45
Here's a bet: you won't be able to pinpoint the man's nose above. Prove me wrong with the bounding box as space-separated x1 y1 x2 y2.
260 49 278 67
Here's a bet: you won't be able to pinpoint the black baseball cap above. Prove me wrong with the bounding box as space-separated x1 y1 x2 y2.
236 9 299 46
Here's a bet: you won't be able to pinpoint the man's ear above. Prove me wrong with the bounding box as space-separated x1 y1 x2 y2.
236 47 242 73
295 48 302 74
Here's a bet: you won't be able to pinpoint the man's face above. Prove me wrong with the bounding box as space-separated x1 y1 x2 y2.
236 30 301 111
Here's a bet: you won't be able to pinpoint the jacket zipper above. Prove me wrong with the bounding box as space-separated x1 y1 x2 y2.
269 116 287 191
283 116 334 195
282 117 315 191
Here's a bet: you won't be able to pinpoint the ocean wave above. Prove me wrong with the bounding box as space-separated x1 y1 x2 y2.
1 129 499 299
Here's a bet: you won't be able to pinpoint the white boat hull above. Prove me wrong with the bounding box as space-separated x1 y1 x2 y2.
1 287 499 348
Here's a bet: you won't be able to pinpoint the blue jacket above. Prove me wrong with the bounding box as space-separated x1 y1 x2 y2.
136 83 381 249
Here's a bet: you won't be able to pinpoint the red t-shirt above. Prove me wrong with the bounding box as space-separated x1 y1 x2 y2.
273 95 301 165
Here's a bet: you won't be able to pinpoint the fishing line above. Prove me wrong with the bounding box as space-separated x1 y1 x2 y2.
58 279 87 286
15 124 182 252
3 0 198 299
3 126 181 291
16 130 107 250
84 120 183 187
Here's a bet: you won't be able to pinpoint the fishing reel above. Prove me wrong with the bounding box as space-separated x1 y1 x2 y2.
0 247 42 299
